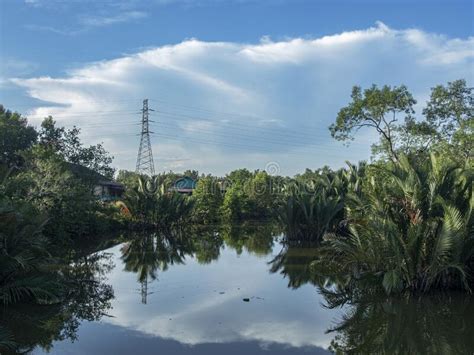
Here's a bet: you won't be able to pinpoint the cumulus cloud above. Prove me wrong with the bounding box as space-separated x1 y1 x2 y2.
11 22 474 175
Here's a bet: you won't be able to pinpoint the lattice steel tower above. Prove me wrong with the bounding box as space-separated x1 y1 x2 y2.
135 99 155 176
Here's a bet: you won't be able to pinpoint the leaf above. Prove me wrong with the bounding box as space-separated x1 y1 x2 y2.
382 269 403 294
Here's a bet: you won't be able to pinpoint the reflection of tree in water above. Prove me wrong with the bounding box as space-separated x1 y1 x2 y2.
320 284 474 354
268 243 322 289
269 246 474 354
121 230 196 303
0 251 115 354
220 222 279 256
120 224 279 303
191 227 223 264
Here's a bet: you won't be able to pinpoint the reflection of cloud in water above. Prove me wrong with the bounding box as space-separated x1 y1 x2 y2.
102 244 339 350
44 321 330 354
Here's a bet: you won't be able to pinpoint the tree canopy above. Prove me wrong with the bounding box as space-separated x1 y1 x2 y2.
0 106 38 167
330 79 473 163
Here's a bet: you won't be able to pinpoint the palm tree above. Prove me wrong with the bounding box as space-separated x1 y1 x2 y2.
120 176 194 228
318 153 473 294
0 197 61 306
277 181 343 243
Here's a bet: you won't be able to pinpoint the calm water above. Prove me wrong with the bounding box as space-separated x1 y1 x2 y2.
3 225 473 354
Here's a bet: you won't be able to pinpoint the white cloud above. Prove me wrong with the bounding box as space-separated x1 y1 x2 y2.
79 11 148 27
11 23 474 175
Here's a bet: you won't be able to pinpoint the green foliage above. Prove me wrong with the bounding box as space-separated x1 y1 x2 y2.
116 170 146 190
330 84 416 161
276 162 367 243
220 170 275 221
0 107 120 242
192 176 223 224
221 184 245 221
316 154 473 294
15 150 104 241
0 105 38 167
422 79 473 161
0 165 60 305
250 171 274 212
123 176 194 228
220 184 257 221
277 181 343 243
39 117 114 178
330 80 473 163
0 184 61 306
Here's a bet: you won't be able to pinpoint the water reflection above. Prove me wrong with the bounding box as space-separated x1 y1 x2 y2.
220 222 279 256
1 251 115 354
121 230 193 304
85 225 336 353
2 225 472 354
191 227 223 264
323 291 474 354
269 244 320 289
119 223 281 304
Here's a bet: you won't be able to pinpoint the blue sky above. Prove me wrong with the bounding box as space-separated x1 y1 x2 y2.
0 0 473 175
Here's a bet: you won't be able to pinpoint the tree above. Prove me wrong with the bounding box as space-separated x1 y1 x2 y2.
220 185 247 221
17 149 102 241
0 106 37 167
39 117 114 178
116 170 143 190
330 85 416 162
422 79 473 160
316 153 473 294
330 80 473 163
226 168 252 186
192 176 223 224
249 171 273 215
183 169 199 180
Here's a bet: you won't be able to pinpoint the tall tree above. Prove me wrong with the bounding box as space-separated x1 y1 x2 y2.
39 117 114 178
422 79 473 160
329 85 416 162
0 106 37 167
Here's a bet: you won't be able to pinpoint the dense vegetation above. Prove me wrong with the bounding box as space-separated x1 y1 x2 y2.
0 79 472 351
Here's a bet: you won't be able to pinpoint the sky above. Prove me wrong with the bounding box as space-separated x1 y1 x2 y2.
0 0 473 175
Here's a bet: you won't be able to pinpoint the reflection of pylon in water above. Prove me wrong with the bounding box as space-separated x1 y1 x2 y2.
141 274 149 304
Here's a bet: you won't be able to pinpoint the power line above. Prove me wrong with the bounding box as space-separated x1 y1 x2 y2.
11 98 374 157
152 109 323 140
150 111 352 143
152 120 316 147
17 98 339 141
150 132 364 159
33 111 370 150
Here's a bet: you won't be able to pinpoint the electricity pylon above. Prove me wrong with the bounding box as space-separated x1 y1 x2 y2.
135 99 155 176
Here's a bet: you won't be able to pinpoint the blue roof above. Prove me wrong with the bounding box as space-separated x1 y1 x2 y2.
173 176 197 190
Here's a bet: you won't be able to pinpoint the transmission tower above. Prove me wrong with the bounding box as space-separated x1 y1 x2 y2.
135 99 155 176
